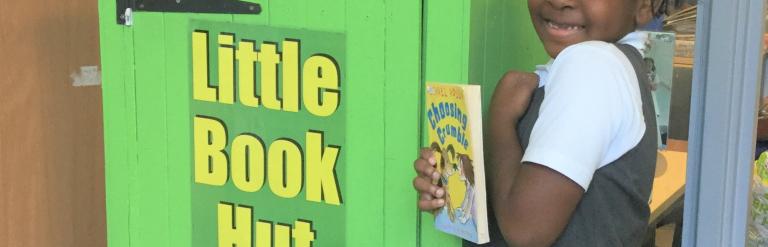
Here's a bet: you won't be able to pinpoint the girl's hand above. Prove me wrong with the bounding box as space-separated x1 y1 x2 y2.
412 148 445 212
490 71 540 125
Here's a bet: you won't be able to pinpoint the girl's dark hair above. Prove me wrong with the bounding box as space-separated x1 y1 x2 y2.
652 0 696 17
652 0 667 17
459 155 475 185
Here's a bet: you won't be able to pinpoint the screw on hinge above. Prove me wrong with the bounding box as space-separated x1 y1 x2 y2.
123 8 133 26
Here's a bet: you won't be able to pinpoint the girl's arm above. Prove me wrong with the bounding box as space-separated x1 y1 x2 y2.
488 71 584 247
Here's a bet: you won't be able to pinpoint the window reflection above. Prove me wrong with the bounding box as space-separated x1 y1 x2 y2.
643 1 696 246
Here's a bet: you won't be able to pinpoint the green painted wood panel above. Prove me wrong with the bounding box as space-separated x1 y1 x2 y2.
476 0 547 113
163 13 192 247
423 0 471 83
97 0 134 246
131 13 170 247
269 0 307 28
383 0 422 246
345 0 387 245
306 1 345 32
468 0 488 87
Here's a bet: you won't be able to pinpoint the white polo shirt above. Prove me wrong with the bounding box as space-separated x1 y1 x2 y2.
521 31 649 191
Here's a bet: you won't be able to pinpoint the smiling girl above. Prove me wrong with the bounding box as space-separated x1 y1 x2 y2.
413 0 658 246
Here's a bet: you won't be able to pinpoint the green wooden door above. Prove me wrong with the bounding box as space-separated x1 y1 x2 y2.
98 0 545 246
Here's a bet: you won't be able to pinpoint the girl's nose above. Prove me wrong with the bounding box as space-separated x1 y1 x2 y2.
546 0 577 10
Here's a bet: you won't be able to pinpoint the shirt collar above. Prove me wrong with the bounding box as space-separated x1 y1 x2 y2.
533 30 649 87
618 30 649 55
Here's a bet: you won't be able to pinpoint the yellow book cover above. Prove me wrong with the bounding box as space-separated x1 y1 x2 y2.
425 82 489 244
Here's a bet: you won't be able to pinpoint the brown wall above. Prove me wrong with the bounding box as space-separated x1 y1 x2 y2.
0 0 107 246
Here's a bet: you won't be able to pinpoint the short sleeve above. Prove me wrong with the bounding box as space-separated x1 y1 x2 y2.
521 41 646 191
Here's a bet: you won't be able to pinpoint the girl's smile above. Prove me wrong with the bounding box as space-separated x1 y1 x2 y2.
528 0 652 57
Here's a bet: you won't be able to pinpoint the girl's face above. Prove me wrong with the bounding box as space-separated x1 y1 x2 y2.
528 0 652 57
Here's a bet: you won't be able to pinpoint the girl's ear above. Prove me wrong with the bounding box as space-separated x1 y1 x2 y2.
635 0 653 27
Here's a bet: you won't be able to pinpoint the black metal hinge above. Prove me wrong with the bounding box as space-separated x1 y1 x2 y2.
117 0 262 25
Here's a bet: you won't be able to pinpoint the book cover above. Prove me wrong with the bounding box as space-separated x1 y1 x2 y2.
425 82 489 244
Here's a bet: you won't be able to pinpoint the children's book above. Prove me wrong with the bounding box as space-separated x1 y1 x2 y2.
425 82 489 244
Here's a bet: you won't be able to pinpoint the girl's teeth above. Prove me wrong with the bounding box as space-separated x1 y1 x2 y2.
548 21 582 30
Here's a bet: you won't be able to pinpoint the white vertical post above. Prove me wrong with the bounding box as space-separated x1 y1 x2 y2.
683 0 766 246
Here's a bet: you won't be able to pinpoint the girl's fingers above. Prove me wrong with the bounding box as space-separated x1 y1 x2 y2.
413 176 433 193
418 197 445 211
433 186 445 198
413 177 445 198
414 158 437 178
420 148 433 159
420 192 434 201
415 147 443 212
